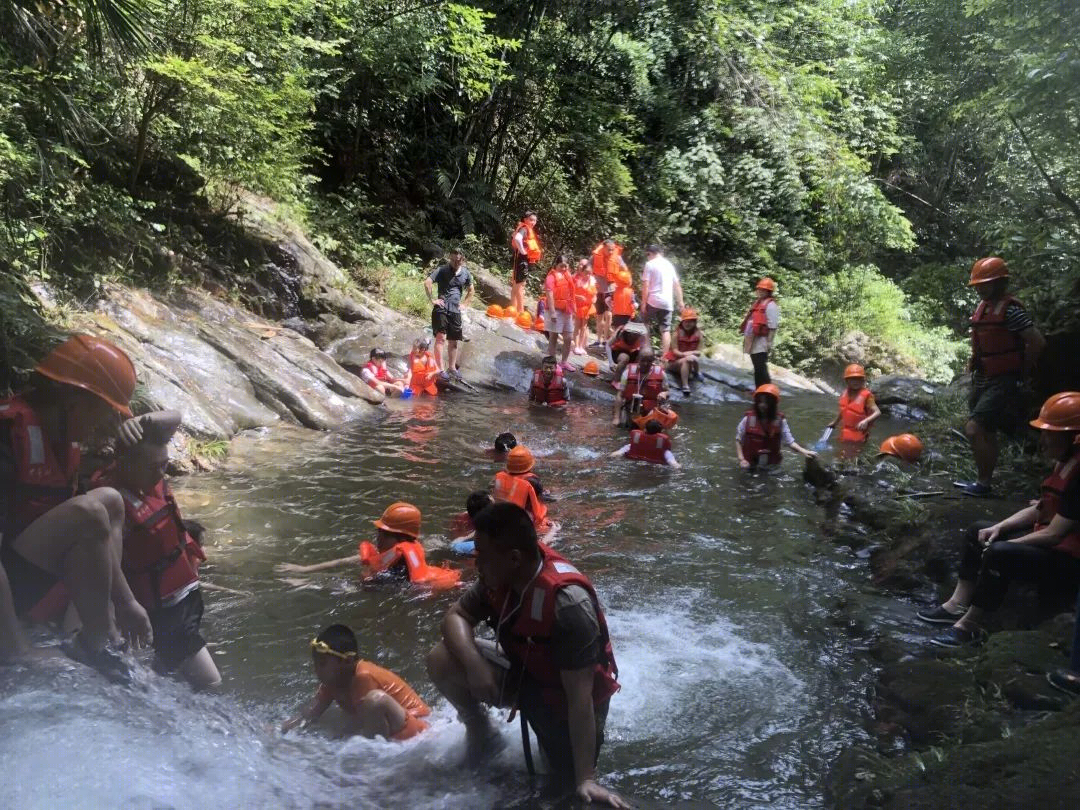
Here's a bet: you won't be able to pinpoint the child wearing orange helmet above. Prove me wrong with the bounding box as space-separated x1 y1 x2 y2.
824 364 881 460
735 384 816 469
665 308 704 396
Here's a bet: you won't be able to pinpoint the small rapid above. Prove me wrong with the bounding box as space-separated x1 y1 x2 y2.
1 391 915 809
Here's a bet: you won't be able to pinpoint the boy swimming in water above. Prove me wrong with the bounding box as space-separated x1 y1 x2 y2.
282 624 430 740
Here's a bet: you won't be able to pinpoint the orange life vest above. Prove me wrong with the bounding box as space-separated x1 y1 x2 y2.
409 351 439 396
622 365 666 411
676 327 701 353
627 430 673 464
358 539 462 590
591 243 623 281
530 369 567 406
838 388 872 444
573 274 597 319
740 297 772 337
485 543 619 711
611 285 635 317
631 406 679 432
741 410 784 466
0 396 80 540
1035 452 1080 558
112 477 204 609
513 222 542 263
548 268 574 313
970 295 1024 377
492 470 548 528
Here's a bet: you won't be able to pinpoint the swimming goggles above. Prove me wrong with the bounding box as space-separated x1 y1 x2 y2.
310 639 356 660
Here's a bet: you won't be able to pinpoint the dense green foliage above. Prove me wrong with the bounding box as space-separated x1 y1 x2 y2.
1 0 1077 380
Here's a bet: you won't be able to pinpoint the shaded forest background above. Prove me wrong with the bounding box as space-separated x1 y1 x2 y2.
2 0 1078 382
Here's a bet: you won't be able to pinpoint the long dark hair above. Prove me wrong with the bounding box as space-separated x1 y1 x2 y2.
754 394 778 421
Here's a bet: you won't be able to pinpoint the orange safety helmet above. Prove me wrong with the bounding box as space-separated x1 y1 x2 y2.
878 434 923 463
372 502 422 539
968 257 1009 286
516 311 534 329
35 334 136 416
506 445 535 475
582 360 600 376
533 317 546 332
502 306 518 319
755 277 776 292
1029 391 1080 432
753 383 781 401
843 364 866 379
486 304 504 318
680 307 699 322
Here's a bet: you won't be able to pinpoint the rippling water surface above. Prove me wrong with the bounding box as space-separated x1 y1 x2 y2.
1 389 917 809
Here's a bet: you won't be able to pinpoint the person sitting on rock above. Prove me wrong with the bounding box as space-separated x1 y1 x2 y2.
606 321 646 382
360 348 407 397
612 350 667 427
409 337 440 396
825 364 881 462
610 419 680 468
917 392 1080 647
282 623 430 741
277 502 461 591
529 355 569 408
664 308 704 396
735 384 816 469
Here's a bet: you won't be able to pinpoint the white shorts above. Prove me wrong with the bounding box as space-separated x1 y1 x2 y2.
548 309 573 334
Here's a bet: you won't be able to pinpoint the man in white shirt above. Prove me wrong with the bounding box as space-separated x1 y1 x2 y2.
639 245 684 355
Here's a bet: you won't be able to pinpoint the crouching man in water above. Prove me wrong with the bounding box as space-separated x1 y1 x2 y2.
427 503 627 808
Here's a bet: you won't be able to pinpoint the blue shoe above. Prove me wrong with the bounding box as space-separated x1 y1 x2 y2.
929 626 986 648
954 481 993 498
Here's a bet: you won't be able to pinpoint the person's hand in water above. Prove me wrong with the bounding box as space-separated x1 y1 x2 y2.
577 778 629 808
738 458 750 470
117 599 153 648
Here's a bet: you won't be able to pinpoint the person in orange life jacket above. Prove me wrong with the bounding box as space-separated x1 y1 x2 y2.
665 308 704 396
610 419 680 468
572 258 597 356
360 348 406 397
492 445 553 524
409 337 440 396
607 268 637 330
426 503 627 808
606 321 647 384
741 278 780 388
510 212 541 317
530 356 569 408
0 334 152 682
825 364 881 461
957 257 1045 497
916 392 1080 647
590 239 627 348
100 412 221 690
283 624 431 741
424 246 473 376
735 384 816 469
631 400 679 432
545 254 576 372
612 349 668 427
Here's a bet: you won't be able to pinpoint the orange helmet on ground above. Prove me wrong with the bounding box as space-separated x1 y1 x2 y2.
373 502 422 539
506 445 535 474
843 364 866 379
533 317 545 332
583 360 600 376
502 307 518 319
486 304 504 318
516 311 534 329
680 307 699 322
878 434 923 463
756 277 776 292
35 334 136 416
968 257 1009 286
1029 392 1080 431
753 383 781 401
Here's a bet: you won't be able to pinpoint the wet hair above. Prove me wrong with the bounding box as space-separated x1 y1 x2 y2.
494 432 518 453
645 419 663 434
183 519 206 544
755 394 779 421
542 355 557 366
473 502 538 555
466 490 493 518
314 624 358 656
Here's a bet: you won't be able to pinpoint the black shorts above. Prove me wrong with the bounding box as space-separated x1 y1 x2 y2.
594 291 609 315
1 541 59 616
611 314 631 328
512 256 532 284
150 588 207 671
969 374 1023 433
518 677 608 779
431 307 463 341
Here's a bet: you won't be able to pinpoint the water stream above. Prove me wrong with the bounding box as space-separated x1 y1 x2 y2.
1 389 918 809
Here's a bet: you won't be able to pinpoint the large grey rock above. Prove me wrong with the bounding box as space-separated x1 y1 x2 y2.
469 265 513 307
874 375 939 406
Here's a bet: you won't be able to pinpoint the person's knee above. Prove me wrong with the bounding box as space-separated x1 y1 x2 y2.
965 419 985 440
87 487 124 527
426 641 451 681
70 493 117 546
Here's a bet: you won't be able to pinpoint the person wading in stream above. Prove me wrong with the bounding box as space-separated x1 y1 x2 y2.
955 257 1045 497
740 278 779 388
0 335 152 683
425 247 473 378
918 392 1080 646
427 502 628 808
735 384 816 469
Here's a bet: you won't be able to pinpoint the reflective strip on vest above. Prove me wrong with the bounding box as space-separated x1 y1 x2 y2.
26 426 45 466
530 587 546 622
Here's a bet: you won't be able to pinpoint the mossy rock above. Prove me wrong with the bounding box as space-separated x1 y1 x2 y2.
971 620 1074 712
